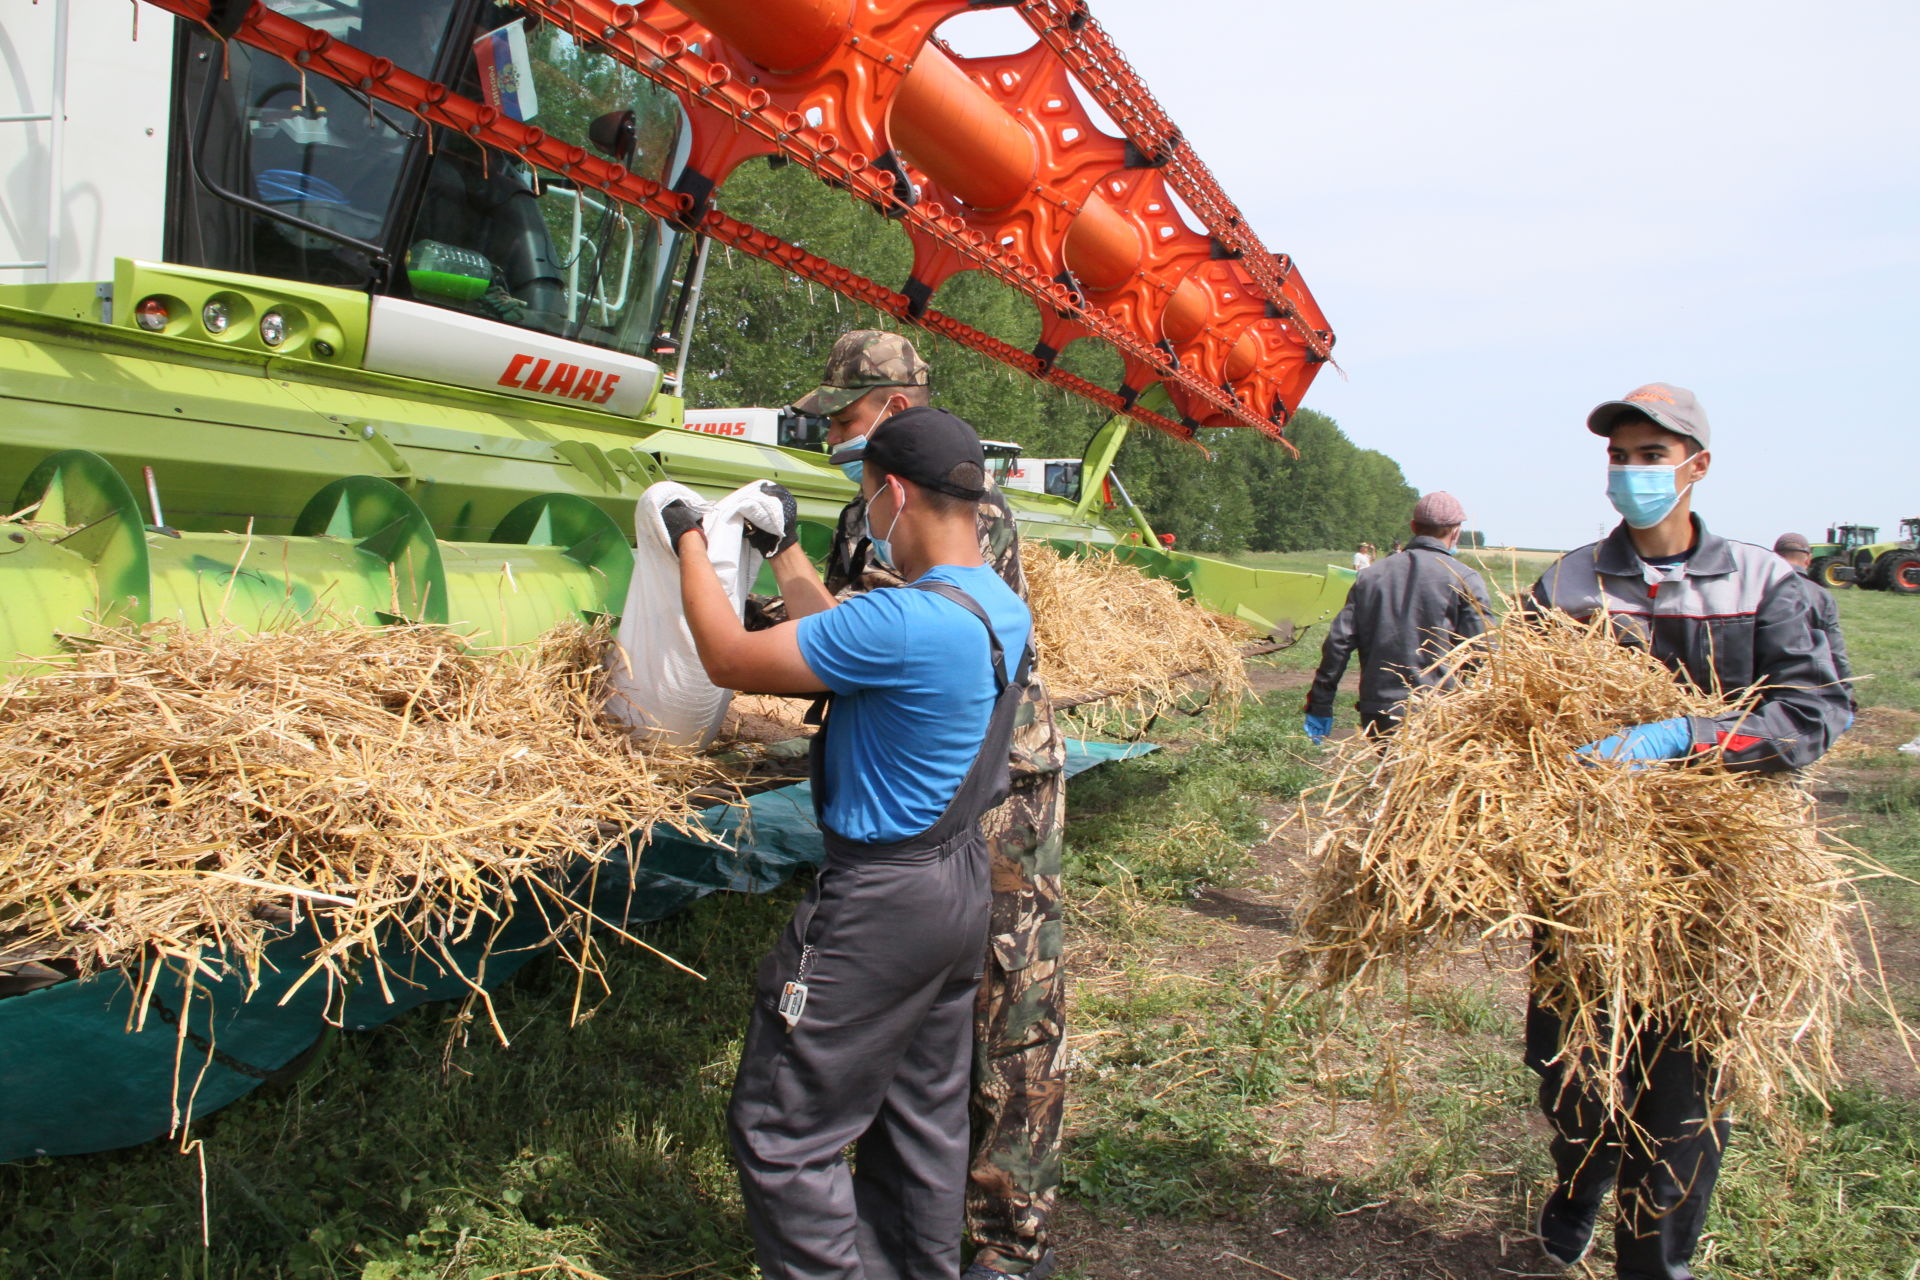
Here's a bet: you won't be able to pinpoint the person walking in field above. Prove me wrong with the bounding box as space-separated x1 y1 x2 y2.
788 331 1070 1280
1525 384 1850 1278
1304 492 1492 743
1771 531 1854 702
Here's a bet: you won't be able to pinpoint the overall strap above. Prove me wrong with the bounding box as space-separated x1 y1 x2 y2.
907 579 1034 687
815 578 1032 860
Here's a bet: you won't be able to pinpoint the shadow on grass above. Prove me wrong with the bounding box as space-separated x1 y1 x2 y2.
1184 887 1297 934
1058 1126 1527 1280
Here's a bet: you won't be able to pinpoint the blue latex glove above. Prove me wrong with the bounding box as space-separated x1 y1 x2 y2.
1576 717 1693 766
1304 714 1334 744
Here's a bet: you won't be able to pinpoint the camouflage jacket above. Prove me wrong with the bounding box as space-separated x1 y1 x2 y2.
827 489 1064 785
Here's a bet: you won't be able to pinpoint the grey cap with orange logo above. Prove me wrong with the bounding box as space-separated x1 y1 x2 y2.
790 329 931 417
1586 382 1711 450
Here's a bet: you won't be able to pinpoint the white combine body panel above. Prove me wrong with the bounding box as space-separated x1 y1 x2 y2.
1 1 172 284
999 458 1083 500
682 406 829 451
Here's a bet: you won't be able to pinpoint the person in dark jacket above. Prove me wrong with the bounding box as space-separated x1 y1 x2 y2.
1304 491 1492 742
1771 531 1854 699
1524 384 1851 1280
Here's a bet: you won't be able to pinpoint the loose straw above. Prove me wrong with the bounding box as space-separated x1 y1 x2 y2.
1021 541 1252 718
0 620 722 1026
1295 605 1877 1118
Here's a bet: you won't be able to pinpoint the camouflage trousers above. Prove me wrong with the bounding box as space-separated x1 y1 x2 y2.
967 762 1068 1273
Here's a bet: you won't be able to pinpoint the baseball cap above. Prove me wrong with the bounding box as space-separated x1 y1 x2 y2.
1412 491 1466 526
1586 382 1711 450
863 406 989 501
1773 532 1812 555
790 329 930 417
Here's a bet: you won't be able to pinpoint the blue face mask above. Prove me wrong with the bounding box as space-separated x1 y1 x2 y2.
1606 460 1695 529
863 484 903 569
828 433 868 484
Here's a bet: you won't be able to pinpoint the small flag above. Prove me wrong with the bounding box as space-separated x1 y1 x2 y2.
472 19 539 123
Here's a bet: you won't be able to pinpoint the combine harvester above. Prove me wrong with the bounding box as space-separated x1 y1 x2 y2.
0 0 1341 1156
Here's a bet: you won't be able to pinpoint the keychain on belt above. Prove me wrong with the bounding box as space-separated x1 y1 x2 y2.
779 944 815 1031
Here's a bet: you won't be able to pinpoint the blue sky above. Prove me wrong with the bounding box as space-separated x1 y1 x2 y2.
944 2 1920 550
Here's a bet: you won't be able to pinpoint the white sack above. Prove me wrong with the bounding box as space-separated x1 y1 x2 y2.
605 480 787 748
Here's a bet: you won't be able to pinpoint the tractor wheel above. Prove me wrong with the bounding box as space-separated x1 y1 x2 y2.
1813 556 1851 589
1855 551 1884 589
1888 554 1920 596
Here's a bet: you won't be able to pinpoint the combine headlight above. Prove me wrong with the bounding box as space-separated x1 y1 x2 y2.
201 299 231 334
259 310 288 346
134 296 170 332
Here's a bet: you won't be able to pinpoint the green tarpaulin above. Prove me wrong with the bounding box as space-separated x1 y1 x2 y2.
0 739 1154 1162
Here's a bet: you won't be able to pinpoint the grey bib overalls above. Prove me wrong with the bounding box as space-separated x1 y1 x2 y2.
729 582 1033 1280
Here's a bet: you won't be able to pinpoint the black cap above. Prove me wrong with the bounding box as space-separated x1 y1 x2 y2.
863 406 990 501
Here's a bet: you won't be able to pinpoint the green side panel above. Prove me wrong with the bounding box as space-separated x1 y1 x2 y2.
112 258 374 366
1070 409 1136 523
1094 542 1353 637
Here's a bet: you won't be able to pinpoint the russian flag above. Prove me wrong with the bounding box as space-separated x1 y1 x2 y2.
473 19 540 123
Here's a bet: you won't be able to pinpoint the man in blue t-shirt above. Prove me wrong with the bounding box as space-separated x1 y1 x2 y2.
665 406 1032 1280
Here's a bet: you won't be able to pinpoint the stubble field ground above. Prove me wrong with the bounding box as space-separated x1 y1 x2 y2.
1 550 1916 1279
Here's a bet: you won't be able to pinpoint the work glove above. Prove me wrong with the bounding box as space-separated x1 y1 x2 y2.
743 481 800 559
1304 714 1334 745
660 499 705 556
1575 717 1693 767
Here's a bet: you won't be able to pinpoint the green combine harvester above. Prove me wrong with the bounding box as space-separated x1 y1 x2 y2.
0 0 1349 1159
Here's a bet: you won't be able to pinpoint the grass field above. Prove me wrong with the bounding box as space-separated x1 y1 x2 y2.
1 556 1916 1278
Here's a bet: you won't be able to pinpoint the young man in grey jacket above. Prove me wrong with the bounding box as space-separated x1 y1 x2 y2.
1525 383 1850 1279
1304 491 1492 742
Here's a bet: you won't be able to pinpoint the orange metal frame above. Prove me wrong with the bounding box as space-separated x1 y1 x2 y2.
150 0 1334 446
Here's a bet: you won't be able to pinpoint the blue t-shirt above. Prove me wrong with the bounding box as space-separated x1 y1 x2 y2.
795 563 1033 844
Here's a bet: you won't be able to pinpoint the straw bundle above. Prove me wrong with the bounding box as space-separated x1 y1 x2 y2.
1296 606 1864 1115
1021 540 1252 714
0 620 717 1013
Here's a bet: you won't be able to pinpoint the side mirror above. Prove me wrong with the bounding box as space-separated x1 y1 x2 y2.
588 110 637 165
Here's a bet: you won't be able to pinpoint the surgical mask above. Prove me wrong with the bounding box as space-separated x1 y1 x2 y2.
831 434 866 484
863 483 904 569
1606 459 1695 529
827 399 900 484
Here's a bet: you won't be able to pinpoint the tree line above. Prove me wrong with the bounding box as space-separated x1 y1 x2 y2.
684 159 1418 554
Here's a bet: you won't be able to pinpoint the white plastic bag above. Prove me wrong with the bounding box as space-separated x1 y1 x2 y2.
605 480 787 748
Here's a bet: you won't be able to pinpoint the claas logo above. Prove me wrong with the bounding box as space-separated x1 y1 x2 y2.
686 421 749 436
497 354 622 404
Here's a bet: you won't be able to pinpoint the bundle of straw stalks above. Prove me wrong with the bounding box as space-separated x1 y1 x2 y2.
0 620 717 1012
1296 606 1870 1115
1021 540 1252 715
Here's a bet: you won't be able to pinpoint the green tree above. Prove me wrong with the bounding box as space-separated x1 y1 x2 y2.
680 160 1418 555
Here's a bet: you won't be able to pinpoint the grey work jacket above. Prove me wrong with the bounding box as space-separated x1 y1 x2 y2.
1306 536 1493 723
1791 569 1854 697
1528 518 1850 772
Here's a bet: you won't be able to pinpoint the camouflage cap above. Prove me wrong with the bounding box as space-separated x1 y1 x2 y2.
790 329 930 417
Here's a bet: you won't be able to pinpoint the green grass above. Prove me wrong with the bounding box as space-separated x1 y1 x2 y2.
5 569 1918 1278
1834 587 1920 713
